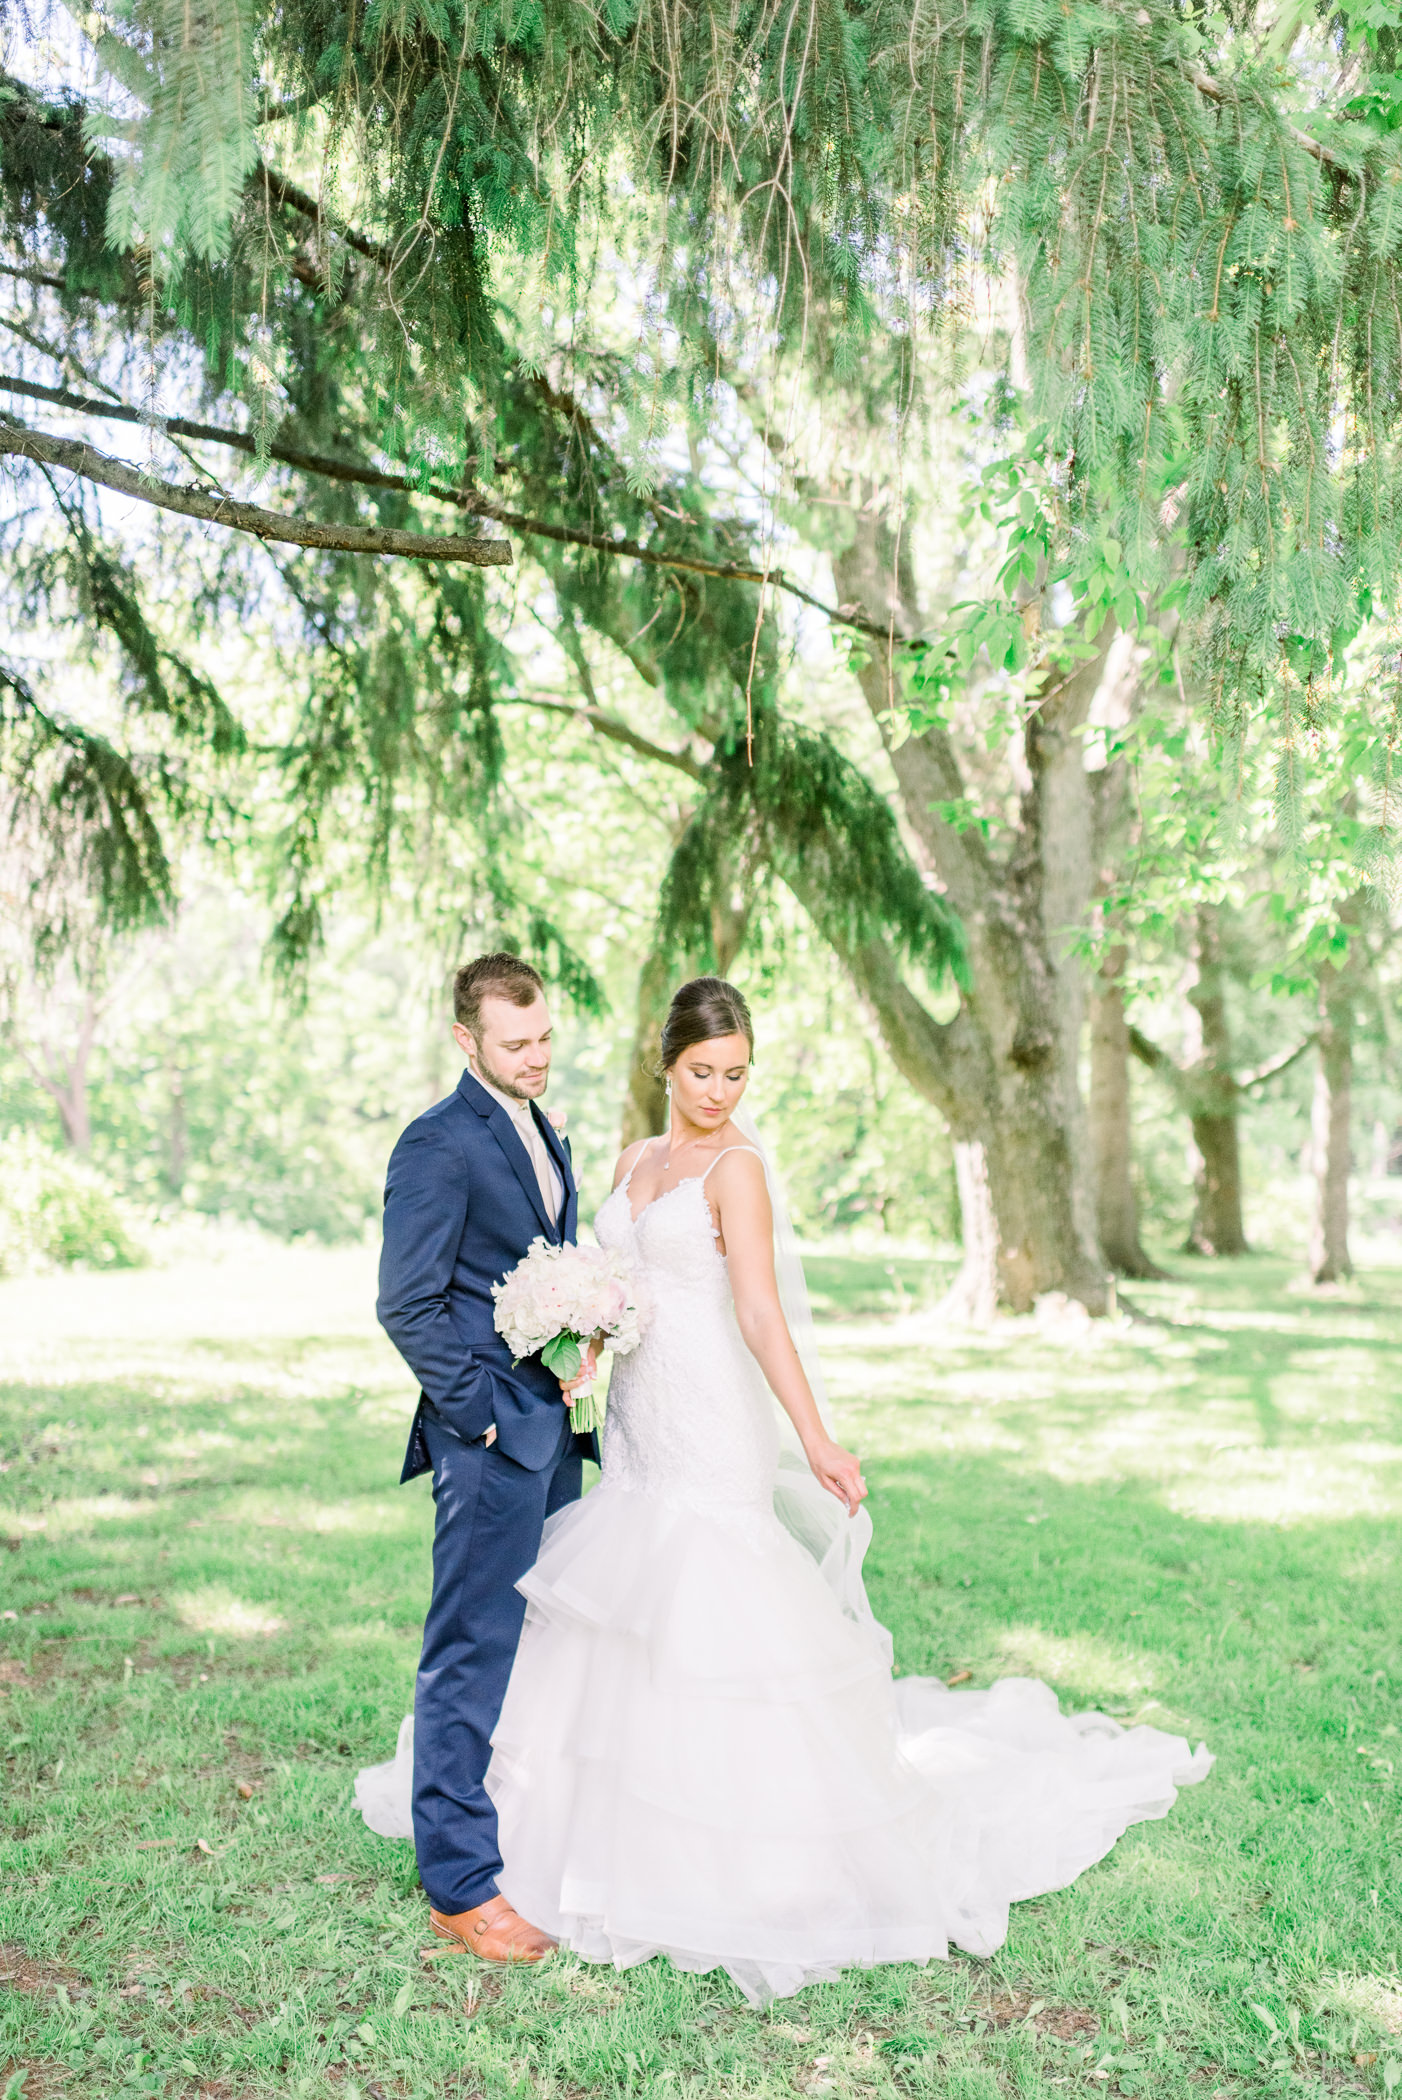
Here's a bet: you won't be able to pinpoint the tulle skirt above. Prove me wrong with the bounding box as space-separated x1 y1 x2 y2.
355 1480 1211 2005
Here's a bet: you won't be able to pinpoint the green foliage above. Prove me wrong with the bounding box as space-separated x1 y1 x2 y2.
0 73 136 303
660 713 966 982
62 902 420 1241
0 1130 145 1274
88 0 265 264
0 662 173 950
11 0 1402 1145
62 0 1402 709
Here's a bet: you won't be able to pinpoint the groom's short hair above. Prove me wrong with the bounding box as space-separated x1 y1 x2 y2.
454 952 546 1040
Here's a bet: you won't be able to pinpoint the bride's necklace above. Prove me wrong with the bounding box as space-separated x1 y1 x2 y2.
658 1127 718 1176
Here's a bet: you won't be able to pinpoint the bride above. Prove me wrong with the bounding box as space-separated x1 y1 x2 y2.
358 976 1210 2005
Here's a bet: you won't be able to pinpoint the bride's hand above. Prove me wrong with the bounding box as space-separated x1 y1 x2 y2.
805 1437 867 1516
559 1338 600 1400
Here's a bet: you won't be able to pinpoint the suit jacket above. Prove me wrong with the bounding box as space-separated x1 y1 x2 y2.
377 1069 598 1476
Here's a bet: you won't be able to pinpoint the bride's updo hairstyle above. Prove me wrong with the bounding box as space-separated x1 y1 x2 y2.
659 977 754 1072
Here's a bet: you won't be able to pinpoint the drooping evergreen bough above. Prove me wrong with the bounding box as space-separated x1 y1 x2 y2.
2 0 1400 1307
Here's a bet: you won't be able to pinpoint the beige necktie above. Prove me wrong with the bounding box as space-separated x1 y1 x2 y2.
515 1104 562 1221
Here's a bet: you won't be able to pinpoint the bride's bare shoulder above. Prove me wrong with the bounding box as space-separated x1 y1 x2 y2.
707 1144 769 1209
612 1138 652 1190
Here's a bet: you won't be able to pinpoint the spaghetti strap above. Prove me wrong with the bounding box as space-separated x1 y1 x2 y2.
698 1145 762 1187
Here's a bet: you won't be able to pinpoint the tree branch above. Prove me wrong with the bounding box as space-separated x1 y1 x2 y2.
248 170 904 638
256 166 396 270
0 260 68 293
839 936 967 1124
1128 1024 1174 1073
1131 1020 1318 1095
0 373 468 499
0 417 514 565
499 697 705 777
0 374 894 637
1239 1032 1318 1090
1183 63 1352 176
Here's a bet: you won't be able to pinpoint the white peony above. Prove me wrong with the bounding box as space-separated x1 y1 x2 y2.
492 1239 646 1433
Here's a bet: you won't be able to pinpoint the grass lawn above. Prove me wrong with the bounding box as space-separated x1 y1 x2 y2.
1 1238 1400 2100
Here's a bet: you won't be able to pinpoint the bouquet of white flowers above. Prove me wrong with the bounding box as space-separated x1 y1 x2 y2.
491 1237 646 1434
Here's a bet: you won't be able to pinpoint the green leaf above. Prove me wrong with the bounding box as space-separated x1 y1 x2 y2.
540 1332 582 1380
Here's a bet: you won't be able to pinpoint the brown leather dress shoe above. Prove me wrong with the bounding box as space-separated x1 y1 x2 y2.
429 1894 555 1963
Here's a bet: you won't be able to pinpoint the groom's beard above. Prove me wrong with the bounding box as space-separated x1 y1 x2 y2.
471 1049 547 1102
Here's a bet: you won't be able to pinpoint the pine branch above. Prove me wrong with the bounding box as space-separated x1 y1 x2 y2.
0 416 514 564
256 166 396 270
500 697 705 777
244 180 902 640
0 375 893 636
0 660 173 928
0 261 69 293
1182 64 1352 176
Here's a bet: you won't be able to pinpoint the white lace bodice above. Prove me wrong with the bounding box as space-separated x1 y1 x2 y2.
594 1155 780 1516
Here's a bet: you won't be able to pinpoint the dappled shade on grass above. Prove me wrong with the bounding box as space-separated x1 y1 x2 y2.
0 1247 1400 2098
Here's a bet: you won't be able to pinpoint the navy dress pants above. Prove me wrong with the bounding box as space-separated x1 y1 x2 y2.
413 1409 582 1913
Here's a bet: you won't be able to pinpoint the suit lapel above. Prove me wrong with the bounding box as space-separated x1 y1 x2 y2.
488 1104 557 1240
458 1070 557 1241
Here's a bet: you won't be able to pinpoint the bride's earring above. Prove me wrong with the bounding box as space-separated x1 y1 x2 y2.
665 1079 672 1098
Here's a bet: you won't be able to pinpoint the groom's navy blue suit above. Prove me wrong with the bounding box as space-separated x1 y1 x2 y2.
377 1068 596 1913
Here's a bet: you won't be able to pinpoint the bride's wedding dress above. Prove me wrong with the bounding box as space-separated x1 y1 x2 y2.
357 1148 1210 2006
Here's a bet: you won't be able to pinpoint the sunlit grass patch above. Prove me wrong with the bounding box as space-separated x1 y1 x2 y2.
990 1626 1156 1706
26 1493 158 1536
171 1585 286 1638
1321 1974 1402 2036
217 1488 417 1535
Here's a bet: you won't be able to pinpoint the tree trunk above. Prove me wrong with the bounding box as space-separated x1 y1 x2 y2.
1022 636 1106 1293
841 935 1111 1314
1182 907 1248 1256
1086 671 1163 1280
941 1139 1002 1323
1089 949 1165 1277
31 994 98 1153
829 510 1112 1316
1308 1038 1352 1281
50 1073 92 1152
619 889 749 1148
1309 904 1363 1283
167 1062 188 1197
620 946 672 1146
1186 1111 1247 1257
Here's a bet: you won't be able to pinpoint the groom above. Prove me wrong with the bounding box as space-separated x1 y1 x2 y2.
377 952 596 1962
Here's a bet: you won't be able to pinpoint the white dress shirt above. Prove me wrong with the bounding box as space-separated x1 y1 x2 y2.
471 1067 564 1223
